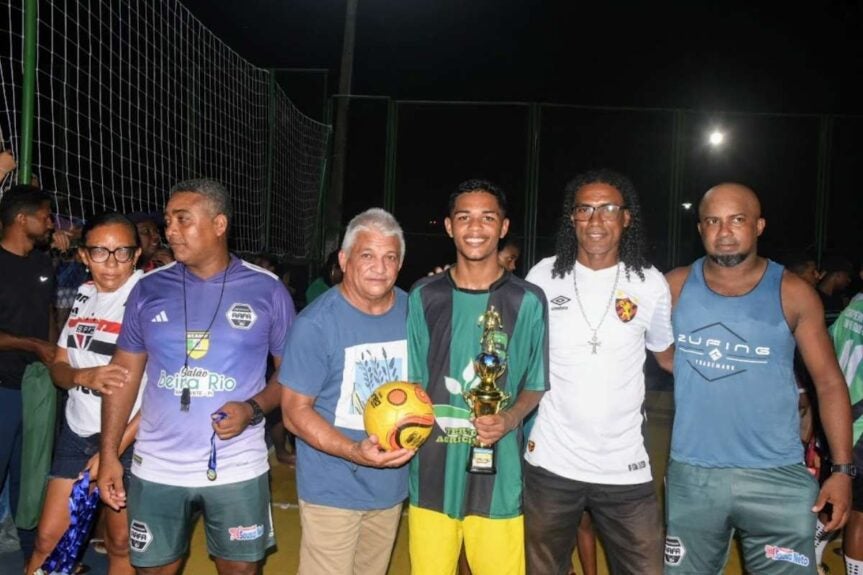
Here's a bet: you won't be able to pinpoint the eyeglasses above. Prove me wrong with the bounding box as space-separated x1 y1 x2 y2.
572 203 627 221
83 246 137 263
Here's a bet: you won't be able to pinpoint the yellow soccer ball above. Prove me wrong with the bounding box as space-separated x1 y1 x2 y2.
363 381 435 451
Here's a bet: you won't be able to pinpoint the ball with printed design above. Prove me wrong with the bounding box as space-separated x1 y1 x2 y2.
363 381 435 451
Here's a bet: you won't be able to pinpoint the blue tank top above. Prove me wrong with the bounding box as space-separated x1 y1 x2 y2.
671 258 801 467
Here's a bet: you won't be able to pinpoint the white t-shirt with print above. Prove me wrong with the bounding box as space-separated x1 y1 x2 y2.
525 258 673 484
58 270 146 437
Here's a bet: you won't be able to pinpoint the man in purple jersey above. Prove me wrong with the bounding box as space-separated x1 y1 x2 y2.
98 179 295 575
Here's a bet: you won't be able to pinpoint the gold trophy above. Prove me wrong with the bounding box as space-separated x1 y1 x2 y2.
463 306 510 474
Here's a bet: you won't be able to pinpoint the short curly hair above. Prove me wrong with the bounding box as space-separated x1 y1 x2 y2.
448 179 507 217
551 168 649 281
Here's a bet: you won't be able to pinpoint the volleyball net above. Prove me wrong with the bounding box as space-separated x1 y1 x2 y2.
0 0 329 258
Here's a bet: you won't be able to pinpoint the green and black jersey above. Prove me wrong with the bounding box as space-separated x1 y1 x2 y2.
407 270 549 520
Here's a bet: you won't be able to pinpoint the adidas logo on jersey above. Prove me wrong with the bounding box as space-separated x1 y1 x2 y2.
151 311 169 323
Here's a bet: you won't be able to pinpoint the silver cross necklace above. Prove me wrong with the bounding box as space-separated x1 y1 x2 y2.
572 262 620 354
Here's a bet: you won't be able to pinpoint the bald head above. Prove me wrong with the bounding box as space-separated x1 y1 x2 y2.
697 182 765 268
698 183 761 219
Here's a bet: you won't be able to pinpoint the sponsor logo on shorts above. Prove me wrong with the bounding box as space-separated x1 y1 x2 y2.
664 536 685 566
229 524 264 541
764 544 809 567
226 303 257 330
129 519 153 552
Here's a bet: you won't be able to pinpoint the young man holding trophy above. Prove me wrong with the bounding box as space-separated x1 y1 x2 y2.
523 169 674 575
407 179 549 575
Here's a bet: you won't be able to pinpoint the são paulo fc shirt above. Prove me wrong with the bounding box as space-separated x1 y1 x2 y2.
59 270 146 437
118 256 295 487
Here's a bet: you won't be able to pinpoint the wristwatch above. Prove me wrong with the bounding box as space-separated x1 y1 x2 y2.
830 463 858 478
245 399 265 426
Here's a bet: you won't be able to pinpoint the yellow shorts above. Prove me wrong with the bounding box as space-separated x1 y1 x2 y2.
408 505 524 575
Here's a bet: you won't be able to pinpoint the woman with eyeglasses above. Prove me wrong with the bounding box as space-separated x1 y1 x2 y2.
26 212 145 575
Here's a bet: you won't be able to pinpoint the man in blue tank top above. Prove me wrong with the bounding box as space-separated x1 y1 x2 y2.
664 183 853 574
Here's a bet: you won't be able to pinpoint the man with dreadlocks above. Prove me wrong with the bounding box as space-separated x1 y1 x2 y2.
522 168 673 575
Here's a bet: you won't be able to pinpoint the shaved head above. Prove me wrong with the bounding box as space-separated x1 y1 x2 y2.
697 182 765 268
699 183 761 219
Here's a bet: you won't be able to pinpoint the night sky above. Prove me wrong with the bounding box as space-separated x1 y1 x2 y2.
181 0 863 115
179 0 863 288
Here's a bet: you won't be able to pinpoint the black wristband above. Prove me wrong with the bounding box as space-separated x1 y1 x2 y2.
830 463 857 478
245 398 265 426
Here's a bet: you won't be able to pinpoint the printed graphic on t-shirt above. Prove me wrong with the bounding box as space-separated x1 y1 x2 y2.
434 359 481 445
333 339 406 430
186 330 210 360
66 316 121 356
615 291 638 322
156 365 237 398
676 322 772 382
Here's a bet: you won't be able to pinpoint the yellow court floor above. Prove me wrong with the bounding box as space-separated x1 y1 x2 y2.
183 391 844 574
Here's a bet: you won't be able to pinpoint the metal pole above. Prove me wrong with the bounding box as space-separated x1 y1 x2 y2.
315 99 335 262
324 0 359 254
19 0 38 184
524 104 541 270
668 110 686 269
383 100 398 213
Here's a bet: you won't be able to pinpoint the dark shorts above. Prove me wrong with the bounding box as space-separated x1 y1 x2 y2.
524 462 663 575
49 418 134 480
127 473 274 567
665 460 818 574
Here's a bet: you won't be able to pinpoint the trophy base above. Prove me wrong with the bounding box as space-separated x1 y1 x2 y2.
467 444 496 474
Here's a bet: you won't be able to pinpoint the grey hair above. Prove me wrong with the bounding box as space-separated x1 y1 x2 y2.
341 208 405 264
169 178 233 223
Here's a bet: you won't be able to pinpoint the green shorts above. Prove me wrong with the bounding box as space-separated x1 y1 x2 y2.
127 473 274 568
664 460 818 574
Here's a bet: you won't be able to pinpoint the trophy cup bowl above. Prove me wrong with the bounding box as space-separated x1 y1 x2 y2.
465 352 508 418
463 349 509 474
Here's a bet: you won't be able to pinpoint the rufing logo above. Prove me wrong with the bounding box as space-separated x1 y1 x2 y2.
676 322 771 382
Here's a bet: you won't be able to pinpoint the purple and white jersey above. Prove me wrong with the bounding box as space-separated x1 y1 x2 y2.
118 256 295 487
